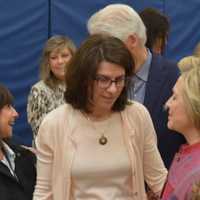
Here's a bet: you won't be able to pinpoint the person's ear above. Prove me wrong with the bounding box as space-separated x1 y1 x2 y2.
125 33 138 50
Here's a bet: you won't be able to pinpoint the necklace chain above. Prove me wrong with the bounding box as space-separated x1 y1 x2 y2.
82 112 112 145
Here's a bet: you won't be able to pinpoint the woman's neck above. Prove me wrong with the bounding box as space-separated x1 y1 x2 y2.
86 110 113 121
184 128 200 145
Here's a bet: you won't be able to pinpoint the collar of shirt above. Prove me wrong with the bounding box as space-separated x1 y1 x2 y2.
128 49 152 103
179 141 200 155
1 142 16 175
135 48 152 82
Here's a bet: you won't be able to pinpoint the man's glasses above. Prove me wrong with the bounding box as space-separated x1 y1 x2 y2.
94 74 128 89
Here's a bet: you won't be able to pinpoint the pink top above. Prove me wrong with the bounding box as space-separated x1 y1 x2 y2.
71 112 133 199
33 102 167 200
162 142 200 199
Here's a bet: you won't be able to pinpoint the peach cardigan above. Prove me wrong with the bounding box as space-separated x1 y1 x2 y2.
33 102 167 200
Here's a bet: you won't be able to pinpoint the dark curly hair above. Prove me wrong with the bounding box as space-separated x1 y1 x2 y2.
0 84 13 110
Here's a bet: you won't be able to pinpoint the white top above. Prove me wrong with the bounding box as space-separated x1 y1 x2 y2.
71 112 133 200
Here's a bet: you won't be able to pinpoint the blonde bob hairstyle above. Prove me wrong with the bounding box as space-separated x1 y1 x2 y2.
40 35 76 89
181 67 200 130
178 56 200 73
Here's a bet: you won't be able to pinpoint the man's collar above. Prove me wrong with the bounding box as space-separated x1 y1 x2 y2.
136 49 152 82
2 142 15 160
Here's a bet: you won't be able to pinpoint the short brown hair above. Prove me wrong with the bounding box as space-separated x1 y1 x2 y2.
40 35 76 89
65 34 134 112
0 84 14 148
0 84 13 110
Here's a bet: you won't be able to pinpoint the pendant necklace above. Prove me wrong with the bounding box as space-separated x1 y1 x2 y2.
83 113 112 145
99 135 107 145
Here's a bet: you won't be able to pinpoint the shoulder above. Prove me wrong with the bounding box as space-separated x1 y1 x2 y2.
6 142 36 164
30 80 51 93
31 80 46 89
40 104 72 128
123 101 156 142
36 104 74 147
151 54 180 76
124 101 151 122
28 81 53 101
150 55 180 87
125 100 149 114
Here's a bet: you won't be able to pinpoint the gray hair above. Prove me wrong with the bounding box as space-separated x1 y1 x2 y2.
87 4 147 46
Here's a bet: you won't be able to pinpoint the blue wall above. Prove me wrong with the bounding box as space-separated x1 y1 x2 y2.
0 0 199 145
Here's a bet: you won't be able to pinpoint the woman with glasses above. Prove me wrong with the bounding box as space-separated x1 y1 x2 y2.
33 34 167 200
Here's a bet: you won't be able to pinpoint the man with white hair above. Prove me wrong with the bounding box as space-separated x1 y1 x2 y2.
88 4 185 169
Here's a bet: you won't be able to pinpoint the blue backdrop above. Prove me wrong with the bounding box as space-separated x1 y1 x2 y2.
0 0 199 145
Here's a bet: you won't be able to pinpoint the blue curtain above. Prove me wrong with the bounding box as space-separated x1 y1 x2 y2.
0 0 49 145
0 0 199 145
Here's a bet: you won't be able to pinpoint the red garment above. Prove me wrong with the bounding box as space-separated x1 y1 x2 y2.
162 142 200 199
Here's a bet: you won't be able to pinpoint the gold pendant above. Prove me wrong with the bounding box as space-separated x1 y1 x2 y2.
99 135 107 145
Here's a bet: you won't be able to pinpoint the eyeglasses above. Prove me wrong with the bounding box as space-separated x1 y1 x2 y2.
94 74 127 89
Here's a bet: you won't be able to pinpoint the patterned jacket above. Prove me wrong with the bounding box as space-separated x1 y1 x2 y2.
27 80 65 139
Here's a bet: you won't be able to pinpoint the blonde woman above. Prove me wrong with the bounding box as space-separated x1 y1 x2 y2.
162 67 200 199
27 35 76 142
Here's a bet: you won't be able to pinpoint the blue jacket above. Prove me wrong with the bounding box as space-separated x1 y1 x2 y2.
144 54 185 169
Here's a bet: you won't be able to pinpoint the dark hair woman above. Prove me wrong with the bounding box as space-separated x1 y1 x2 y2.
0 84 36 200
33 34 167 200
